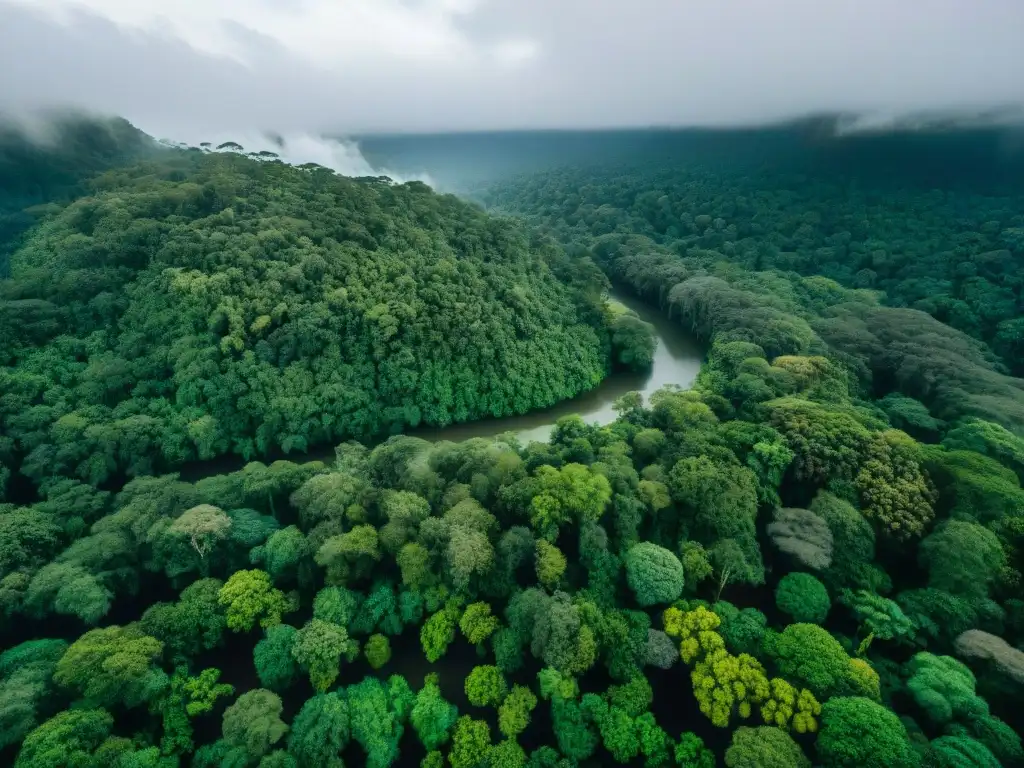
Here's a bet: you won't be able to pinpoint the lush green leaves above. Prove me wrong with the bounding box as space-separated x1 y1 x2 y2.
625 542 685 606
776 573 830 624
54 624 166 709
411 674 458 751
465 665 508 708
287 692 349 768
817 697 917 768
222 689 289 761
219 570 291 632
725 726 809 768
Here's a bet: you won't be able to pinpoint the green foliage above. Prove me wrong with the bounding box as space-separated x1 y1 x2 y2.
772 623 855 700
491 152 1024 427
191 740 251 767
625 542 685 606
526 746 569 768
535 540 567 589
840 590 916 643
691 647 770 727
465 665 508 708
760 678 821 733
818 697 917 768
222 689 289 761
365 634 392 670
855 430 936 540
725 726 810 768
14 708 115 768
350 583 402 638
255 526 311 586
919 520 1005 601
460 601 500 645
767 398 872 486
958 715 1024 767
529 463 612 540
906 653 988 726
679 540 713 591
260 751 298 768
537 667 578 702
287 692 349 768
54 624 167 709
582 693 640 762
499 685 538 739
531 591 598 676
809 492 877 590
714 602 768 657
291 618 358 692
775 572 831 624
421 602 459 663
942 419 1024 481
675 731 715 768
490 739 528 768
608 304 656 371
317 525 382 585
7 132 1024 767
1 148 607 483
0 508 62 581
449 716 492 768
668 455 759 545
0 639 67 750
346 676 409 768
180 667 234 716
312 586 362 628
550 695 597 762
607 675 653 718
219 570 291 632
925 449 1024 525
926 735 1000 768
253 624 300 692
878 395 943 440
634 711 670 767
412 674 458 751
897 589 979 649
141 578 226 662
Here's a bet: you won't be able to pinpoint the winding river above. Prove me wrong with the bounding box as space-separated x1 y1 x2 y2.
180 292 701 480
407 290 703 445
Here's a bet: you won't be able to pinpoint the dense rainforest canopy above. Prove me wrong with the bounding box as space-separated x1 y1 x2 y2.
1 120 1023 768
483 144 1024 432
0 114 156 277
0 122 620 496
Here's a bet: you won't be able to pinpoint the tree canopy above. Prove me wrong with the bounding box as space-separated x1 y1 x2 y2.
3 119 1024 768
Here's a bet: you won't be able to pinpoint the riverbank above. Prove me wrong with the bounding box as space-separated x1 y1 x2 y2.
177 289 703 481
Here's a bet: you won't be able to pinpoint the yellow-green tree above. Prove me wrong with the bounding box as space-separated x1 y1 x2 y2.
691 649 770 727
760 678 821 733
663 605 725 663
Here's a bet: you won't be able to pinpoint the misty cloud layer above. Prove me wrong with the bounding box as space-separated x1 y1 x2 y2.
1 0 1022 137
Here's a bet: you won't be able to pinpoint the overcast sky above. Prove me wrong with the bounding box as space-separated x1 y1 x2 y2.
1 0 1022 137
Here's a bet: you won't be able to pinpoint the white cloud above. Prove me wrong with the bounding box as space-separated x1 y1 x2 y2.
9 0 538 69
161 129 434 183
0 0 1022 134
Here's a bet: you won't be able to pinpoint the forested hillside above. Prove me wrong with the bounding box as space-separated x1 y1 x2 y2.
483 136 1024 375
0 141 612 498
2 124 1024 768
0 114 156 276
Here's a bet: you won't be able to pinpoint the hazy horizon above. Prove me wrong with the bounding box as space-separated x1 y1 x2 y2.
1 0 1022 139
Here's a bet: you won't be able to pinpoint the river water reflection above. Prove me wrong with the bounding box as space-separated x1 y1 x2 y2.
179 292 702 480
408 291 703 445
